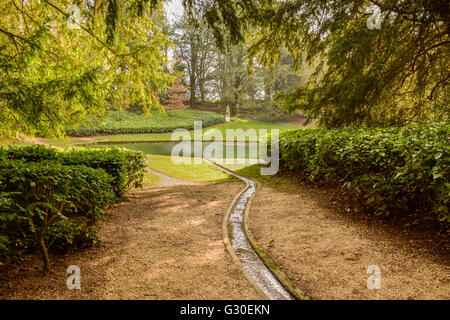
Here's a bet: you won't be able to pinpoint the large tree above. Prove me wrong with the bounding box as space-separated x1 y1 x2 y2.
171 13 216 106
215 44 250 115
0 0 173 137
185 0 450 127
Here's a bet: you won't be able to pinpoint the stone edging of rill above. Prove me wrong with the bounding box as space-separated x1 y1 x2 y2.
206 159 310 300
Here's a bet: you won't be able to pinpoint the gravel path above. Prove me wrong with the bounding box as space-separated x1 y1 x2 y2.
249 181 450 300
0 174 260 300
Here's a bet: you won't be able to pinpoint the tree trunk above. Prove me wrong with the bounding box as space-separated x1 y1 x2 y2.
189 31 197 108
230 92 239 116
189 81 196 107
36 231 50 274
264 76 272 103
199 78 205 104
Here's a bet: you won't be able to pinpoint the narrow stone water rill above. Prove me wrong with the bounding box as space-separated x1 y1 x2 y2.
206 160 293 300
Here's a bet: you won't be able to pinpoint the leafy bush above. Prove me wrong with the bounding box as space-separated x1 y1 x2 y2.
0 193 24 264
0 146 147 199
59 148 147 197
122 148 147 190
0 144 58 162
45 219 98 253
59 149 128 199
65 109 224 136
0 160 114 271
0 145 147 270
275 123 450 224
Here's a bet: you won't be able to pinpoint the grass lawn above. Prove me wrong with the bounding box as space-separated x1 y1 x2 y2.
145 154 239 183
31 118 304 148
65 109 225 136
214 161 269 180
202 119 301 142
141 169 161 186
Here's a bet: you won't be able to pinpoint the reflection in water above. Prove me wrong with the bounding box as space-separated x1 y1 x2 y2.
122 141 260 160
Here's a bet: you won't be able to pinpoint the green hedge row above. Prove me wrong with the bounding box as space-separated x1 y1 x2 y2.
275 123 449 224
0 162 113 256
65 110 225 136
0 145 147 198
0 145 147 271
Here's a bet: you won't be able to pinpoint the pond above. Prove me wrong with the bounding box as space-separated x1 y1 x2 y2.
93 141 262 160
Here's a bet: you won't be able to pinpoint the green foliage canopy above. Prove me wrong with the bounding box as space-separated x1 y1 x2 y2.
186 0 450 127
0 0 174 137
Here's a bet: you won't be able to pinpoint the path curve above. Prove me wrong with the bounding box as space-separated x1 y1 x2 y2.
205 159 294 300
146 168 200 187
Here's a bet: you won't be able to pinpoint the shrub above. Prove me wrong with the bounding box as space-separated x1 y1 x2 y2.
45 219 98 253
0 193 24 264
65 109 224 136
0 144 58 162
0 145 147 271
0 160 114 272
275 123 450 224
121 148 147 190
58 149 127 199
0 146 147 199
59 148 146 197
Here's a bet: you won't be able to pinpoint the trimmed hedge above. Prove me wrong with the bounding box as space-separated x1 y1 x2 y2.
122 148 147 190
0 145 147 270
0 160 114 222
0 144 58 162
0 161 114 266
275 123 450 224
65 109 225 136
0 146 147 198
59 149 128 199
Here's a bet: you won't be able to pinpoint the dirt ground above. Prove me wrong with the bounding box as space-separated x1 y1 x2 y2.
248 181 450 300
2 166 449 300
0 173 260 300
